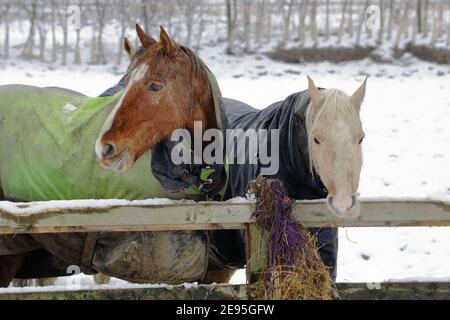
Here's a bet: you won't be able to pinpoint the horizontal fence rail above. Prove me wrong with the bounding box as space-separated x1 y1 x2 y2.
0 197 449 300
1 282 449 300
0 198 449 234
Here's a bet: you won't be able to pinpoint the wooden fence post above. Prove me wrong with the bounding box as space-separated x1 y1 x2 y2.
246 223 269 299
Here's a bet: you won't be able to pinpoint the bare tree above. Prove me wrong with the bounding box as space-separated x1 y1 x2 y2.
37 3 47 62
279 0 296 47
94 0 108 64
337 0 349 44
162 0 177 36
298 0 309 46
347 0 354 37
59 0 71 65
310 0 318 47
1 1 11 58
194 1 206 52
395 1 412 50
50 0 58 62
412 0 418 44
177 0 203 48
387 0 395 40
266 1 273 42
430 1 444 47
242 0 251 52
73 0 84 65
325 0 331 40
225 0 238 54
436 0 444 39
116 0 130 65
423 0 429 37
447 3 450 46
21 0 38 59
356 0 370 46
377 0 385 45
416 0 422 33
140 0 149 32
255 0 266 48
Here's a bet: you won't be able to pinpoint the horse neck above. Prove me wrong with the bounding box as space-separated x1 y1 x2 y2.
185 76 218 137
290 100 328 197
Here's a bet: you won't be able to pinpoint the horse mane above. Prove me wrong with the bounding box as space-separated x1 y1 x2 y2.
144 45 209 85
179 46 209 82
177 45 217 129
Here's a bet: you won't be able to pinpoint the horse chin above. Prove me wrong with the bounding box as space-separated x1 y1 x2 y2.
112 149 134 172
98 148 135 172
326 196 361 219
339 203 360 219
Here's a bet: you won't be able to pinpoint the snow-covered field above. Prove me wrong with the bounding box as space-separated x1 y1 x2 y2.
0 43 449 288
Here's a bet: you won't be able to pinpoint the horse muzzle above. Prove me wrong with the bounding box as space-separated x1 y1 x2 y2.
327 194 360 218
96 141 131 172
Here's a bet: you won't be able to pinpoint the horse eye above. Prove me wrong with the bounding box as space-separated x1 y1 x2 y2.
359 137 364 144
148 83 162 92
314 138 320 145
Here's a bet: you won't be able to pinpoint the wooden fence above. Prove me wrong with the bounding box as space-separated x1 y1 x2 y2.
0 198 449 300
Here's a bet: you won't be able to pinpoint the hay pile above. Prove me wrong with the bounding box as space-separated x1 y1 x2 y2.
250 176 338 300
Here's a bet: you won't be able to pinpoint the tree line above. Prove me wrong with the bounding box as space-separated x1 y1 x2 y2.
0 0 449 65
224 0 450 52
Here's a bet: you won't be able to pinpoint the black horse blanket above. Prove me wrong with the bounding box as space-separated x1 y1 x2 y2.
221 91 338 278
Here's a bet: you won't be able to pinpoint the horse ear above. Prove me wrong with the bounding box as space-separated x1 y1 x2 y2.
307 75 321 105
123 37 136 59
136 24 156 49
351 77 367 112
160 26 176 57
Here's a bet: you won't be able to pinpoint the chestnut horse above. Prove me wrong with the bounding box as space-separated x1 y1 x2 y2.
96 25 236 283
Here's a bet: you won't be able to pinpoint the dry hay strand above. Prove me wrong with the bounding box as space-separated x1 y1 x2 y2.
249 176 338 300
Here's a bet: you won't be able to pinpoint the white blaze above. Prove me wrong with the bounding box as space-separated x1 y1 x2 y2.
95 64 149 159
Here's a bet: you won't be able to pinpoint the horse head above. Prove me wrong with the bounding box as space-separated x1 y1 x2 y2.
305 76 367 218
96 24 216 171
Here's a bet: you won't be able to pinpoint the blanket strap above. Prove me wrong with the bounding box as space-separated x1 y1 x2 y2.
80 233 98 274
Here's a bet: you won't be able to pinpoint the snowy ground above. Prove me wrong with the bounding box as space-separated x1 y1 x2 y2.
0 44 449 288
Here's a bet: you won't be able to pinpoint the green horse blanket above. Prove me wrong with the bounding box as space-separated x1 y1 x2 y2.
0 82 227 284
0 85 200 201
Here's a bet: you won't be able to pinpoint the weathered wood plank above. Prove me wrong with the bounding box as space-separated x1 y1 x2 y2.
0 284 247 300
0 198 448 234
337 282 450 300
1 282 448 300
0 202 252 234
246 224 268 285
297 199 450 228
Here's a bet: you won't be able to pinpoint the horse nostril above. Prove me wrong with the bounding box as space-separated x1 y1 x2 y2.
102 144 115 159
327 196 334 209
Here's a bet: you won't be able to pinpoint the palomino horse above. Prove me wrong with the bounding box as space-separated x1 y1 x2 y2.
222 77 366 278
96 27 368 280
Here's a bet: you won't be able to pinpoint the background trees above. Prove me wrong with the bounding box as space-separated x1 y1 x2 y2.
0 0 449 64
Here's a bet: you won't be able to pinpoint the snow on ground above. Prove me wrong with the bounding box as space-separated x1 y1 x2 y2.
0 44 449 288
